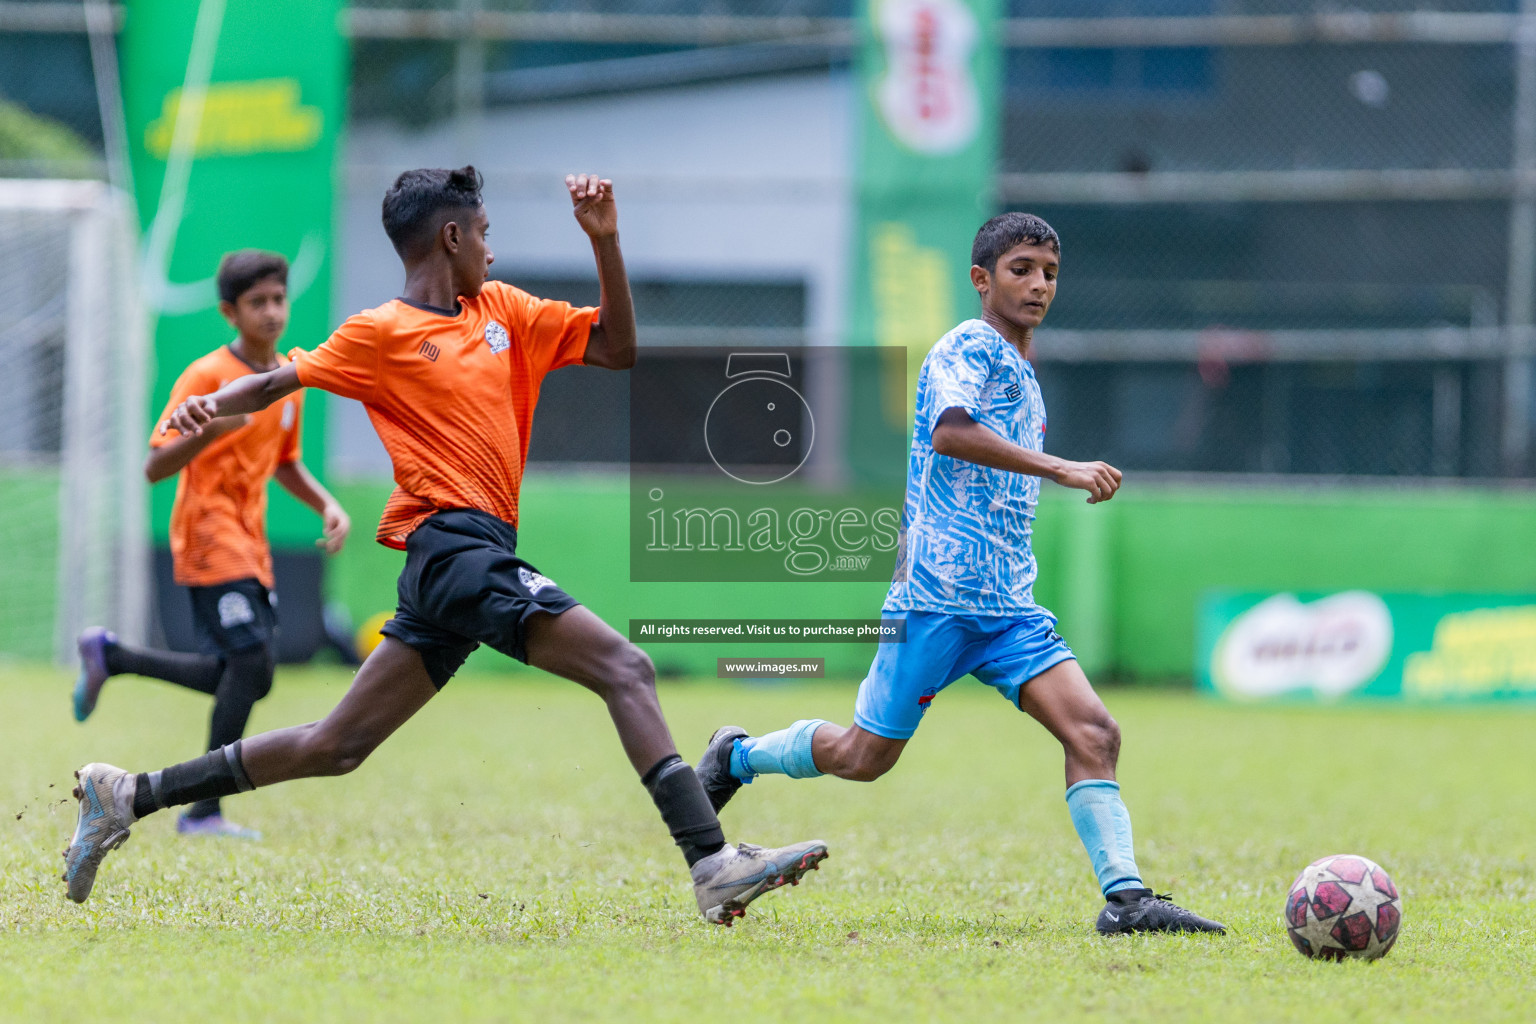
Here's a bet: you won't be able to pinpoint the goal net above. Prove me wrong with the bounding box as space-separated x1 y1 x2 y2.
0 179 149 664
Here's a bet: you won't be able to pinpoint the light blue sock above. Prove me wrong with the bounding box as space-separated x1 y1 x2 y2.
1064 779 1145 896
730 720 827 782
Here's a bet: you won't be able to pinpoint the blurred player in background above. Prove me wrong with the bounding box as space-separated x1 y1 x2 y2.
72 250 351 840
62 168 828 925
699 213 1227 936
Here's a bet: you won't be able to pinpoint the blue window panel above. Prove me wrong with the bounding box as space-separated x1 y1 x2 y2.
1139 48 1214 93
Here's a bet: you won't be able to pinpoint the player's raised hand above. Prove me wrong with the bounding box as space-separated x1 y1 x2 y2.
567 173 617 239
161 394 221 437
1055 460 1123 503
318 501 351 555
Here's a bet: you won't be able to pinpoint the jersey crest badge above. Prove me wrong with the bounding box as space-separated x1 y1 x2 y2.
1003 382 1022 402
485 320 510 355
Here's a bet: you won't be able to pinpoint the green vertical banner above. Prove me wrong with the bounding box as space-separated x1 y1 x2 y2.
847 0 1002 362
122 0 344 547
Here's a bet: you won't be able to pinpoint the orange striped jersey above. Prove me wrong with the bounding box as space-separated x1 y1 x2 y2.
151 346 304 588
291 281 596 549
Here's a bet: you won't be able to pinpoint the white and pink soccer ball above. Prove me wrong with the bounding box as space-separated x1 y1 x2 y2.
1285 854 1402 961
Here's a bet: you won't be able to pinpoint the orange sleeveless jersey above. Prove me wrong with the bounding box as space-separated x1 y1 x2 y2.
291 281 596 549
151 347 304 588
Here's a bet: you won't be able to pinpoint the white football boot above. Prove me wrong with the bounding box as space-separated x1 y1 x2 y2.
691 839 828 925
62 763 137 903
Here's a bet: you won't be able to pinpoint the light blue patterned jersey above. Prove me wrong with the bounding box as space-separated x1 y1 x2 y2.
884 319 1048 615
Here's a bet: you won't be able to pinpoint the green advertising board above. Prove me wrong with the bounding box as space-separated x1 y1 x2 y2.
1199 591 1536 702
848 0 1002 367
122 0 344 547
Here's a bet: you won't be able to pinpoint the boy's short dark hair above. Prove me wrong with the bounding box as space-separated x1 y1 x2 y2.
381 165 484 260
971 212 1060 273
216 250 289 305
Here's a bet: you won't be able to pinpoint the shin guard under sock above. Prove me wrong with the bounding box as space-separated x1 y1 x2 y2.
641 754 727 867
132 741 254 820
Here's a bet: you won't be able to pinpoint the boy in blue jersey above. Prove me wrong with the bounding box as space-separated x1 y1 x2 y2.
698 213 1225 935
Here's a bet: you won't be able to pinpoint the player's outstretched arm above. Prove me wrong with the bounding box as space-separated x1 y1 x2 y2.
274 460 351 554
159 363 303 439
566 173 637 370
931 407 1122 504
143 413 251 483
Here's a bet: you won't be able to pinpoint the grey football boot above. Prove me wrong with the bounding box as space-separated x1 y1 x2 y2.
62 763 137 903
697 726 749 813
691 838 829 925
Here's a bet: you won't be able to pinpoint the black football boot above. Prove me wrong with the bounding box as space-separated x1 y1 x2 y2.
1096 889 1227 935
697 726 750 813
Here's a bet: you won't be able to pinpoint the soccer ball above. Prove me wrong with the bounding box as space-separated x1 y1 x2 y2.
1284 854 1402 961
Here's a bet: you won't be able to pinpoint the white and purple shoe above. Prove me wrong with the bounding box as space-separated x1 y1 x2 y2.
73 627 116 723
176 813 262 841
62 763 136 903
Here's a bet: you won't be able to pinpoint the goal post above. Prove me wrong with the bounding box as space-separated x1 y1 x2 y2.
0 178 150 664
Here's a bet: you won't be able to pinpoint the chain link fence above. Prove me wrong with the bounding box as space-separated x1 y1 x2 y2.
341 1 1516 20
342 0 1515 14
344 0 852 13
13 0 1533 479
997 10 1532 478
334 1 1536 479
1004 44 1512 174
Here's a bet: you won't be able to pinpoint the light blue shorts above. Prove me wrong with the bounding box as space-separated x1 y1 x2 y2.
853 609 1077 740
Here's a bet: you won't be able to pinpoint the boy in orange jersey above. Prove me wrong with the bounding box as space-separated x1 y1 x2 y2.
62 168 827 924
73 250 350 840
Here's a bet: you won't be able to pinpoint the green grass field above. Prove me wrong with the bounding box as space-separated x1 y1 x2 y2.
2 663 1534 1022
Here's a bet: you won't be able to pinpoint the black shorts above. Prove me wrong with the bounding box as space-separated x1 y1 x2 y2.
381 508 579 688
188 578 277 657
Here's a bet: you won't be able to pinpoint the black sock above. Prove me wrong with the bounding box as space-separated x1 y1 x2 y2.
186 647 274 820
131 741 254 820
641 755 727 868
105 640 222 695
